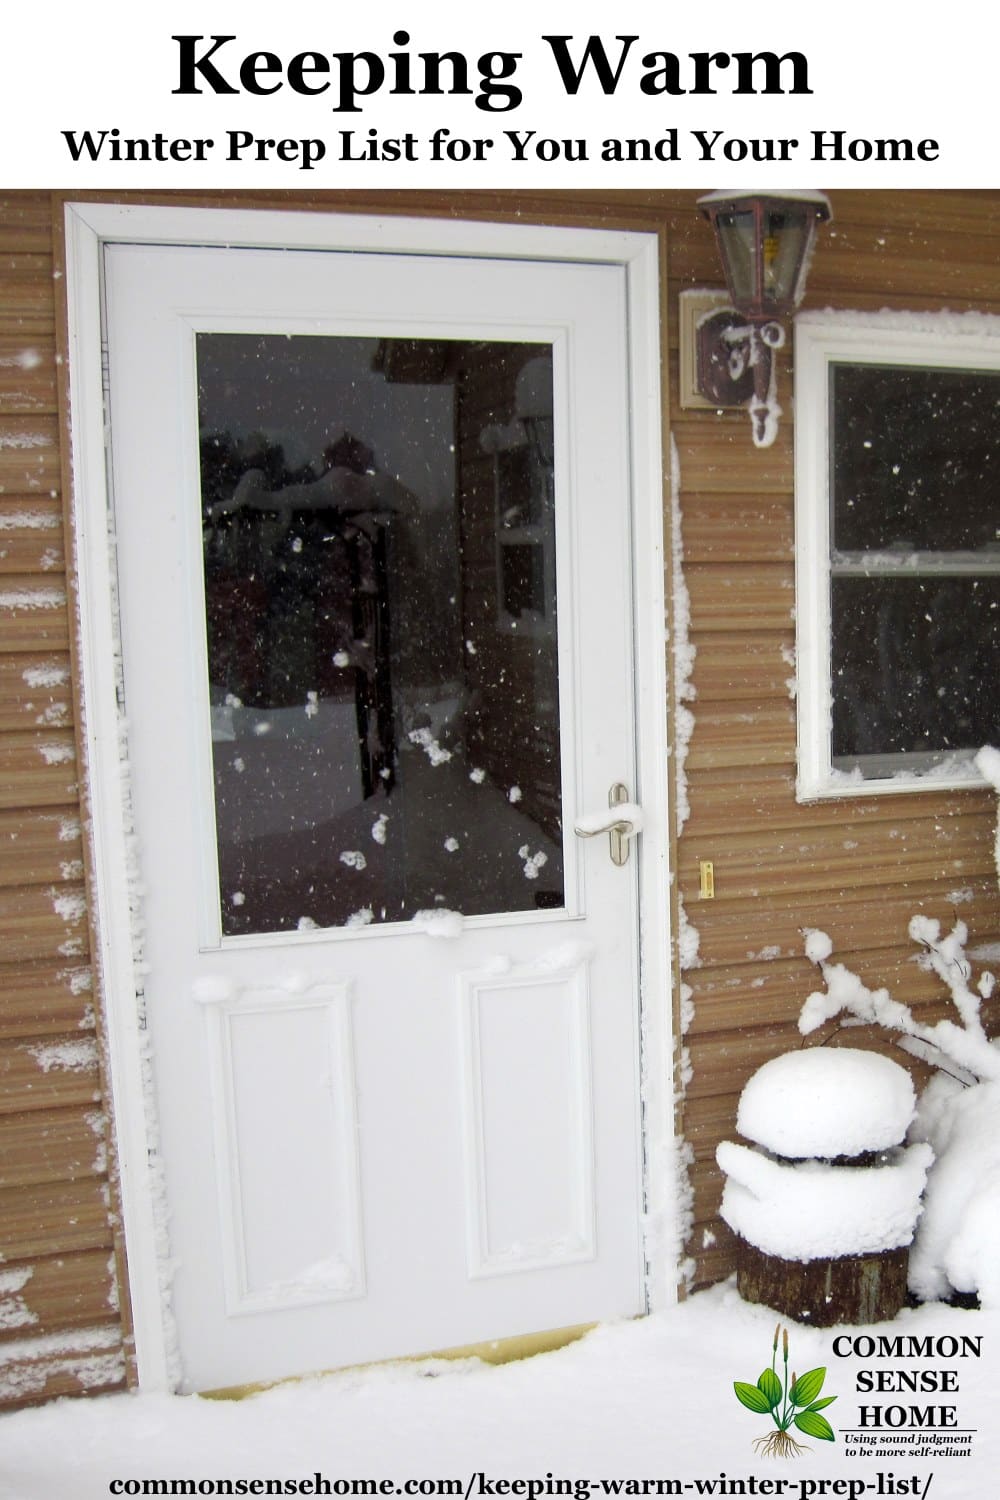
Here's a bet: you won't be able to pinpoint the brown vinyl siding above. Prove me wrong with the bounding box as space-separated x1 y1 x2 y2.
0 193 127 1407
0 188 996 1406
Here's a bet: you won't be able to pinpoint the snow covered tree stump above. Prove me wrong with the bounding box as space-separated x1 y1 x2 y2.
716 1050 932 1326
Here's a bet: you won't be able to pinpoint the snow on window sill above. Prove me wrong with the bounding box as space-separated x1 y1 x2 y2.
797 752 989 802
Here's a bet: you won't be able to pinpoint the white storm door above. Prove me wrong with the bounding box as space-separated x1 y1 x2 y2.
103 237 645 1394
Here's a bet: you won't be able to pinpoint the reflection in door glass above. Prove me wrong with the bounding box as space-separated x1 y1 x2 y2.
197 334 564 935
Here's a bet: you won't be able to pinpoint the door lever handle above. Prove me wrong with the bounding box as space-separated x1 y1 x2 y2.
574 783 644 866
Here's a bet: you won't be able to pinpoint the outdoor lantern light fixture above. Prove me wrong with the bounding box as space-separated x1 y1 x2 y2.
696 189 831 447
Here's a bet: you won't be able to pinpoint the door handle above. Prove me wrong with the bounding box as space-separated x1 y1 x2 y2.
574 783 644 866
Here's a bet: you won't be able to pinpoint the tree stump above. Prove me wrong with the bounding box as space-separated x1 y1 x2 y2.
735 1235 910 1327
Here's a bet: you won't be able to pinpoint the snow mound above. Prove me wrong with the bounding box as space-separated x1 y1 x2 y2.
908 1075 1000 1308
410 909 464 938
736 1047 916 1158
717 1139 932 1261
976 745 1000 791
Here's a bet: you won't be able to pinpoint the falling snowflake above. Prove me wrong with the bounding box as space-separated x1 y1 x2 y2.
444 836 460 853
305 691 319 718
508 785 523 803
518 845 548 880
333 650 351 667
469 768 485 784
408 727 452 765
231 892 245 907
371 814 388 845
339 850 367 871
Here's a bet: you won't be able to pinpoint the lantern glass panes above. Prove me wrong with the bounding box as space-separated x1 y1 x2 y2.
762 206 812 309
713 207 756 306
703 192 830 320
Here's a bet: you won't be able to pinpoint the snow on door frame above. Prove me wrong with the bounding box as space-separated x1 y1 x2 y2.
63 200 676 1391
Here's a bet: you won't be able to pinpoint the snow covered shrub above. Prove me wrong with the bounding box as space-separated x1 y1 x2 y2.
799 907 1000 1308
800 921 999 1083
906 1074 1000 1307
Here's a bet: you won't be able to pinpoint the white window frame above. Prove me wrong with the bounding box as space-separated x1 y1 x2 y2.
795 309 1000 801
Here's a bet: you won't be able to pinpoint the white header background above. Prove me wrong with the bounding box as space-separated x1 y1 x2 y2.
1 0 990 188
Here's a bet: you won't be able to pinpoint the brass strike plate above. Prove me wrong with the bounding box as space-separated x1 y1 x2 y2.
699 860 715 899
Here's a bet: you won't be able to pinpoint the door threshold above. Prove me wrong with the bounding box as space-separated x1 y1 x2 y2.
199 1322 597 1402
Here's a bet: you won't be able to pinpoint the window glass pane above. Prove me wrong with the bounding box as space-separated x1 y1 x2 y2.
197 334 563 936
831 364 1000 553
831 575 1000 764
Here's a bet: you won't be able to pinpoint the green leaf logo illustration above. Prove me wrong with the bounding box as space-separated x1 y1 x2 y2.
734 1382 774 1414
789 1368 827 1407
757 1368 783 1410
731 1325 837 1458
794 1411 837 1442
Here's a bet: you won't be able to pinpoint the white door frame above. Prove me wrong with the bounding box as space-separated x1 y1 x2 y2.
63 199 675 1392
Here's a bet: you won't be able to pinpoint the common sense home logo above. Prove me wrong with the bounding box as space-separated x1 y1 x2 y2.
734 1325 837 1457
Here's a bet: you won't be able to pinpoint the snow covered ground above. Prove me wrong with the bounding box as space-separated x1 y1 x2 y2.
0 1284 996 1500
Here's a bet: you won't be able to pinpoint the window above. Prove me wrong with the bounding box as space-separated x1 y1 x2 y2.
795 312 1000 798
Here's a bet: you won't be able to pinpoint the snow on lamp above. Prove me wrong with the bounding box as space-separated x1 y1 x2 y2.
696 190 831 448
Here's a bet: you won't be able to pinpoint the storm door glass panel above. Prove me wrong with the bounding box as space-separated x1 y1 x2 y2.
197 334 563 936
